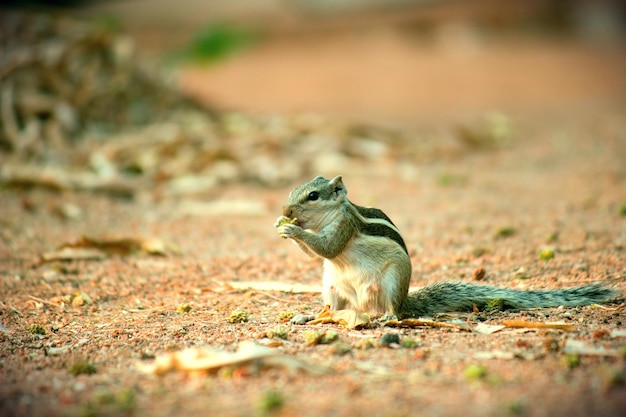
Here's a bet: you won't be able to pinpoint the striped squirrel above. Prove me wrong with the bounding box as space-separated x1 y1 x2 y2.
275 175 617 318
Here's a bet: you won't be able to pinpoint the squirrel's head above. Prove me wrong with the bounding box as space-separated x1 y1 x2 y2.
283 175 347 230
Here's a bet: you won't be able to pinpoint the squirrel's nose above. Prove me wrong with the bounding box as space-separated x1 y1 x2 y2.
282 206 293 218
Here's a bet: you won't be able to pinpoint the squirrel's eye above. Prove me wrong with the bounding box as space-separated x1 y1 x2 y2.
307 191 320 201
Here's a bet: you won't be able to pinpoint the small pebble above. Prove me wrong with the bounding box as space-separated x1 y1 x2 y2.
380 333 400 346
290 314 315 325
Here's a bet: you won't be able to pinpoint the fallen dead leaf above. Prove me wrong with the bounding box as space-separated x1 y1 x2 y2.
474 350 544 361
40 235 176 263
40 247 107 263
0 165 147 197
384 318 473 332
589 304 624 311
473 350 516 360
69 235 175 256
71 292 93 306
0 165 71 191
46 345 72 356
137 340 330 376
610 329 626 338
226 281 321 294
502 320 576 332
474 323 507 335
26 295 68 308
563 339 623 357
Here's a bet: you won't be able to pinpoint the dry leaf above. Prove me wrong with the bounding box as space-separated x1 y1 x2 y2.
69 236 175 256
41 247 107 262
40 235 176 263
474 323 506 335
563 339 622 357
46 345 72 356
226 281 321 294
385 318 473 332
0 165 145 197
137 340 329 376
71 292 93 306
0 165 71 191
502 320 576 332
307 306 370 329
589 304 624 311
473 350 516 360
610 329 626 338
474 350 543 361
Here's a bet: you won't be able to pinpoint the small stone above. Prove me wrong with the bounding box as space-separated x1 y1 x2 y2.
380 333 400 346
472 267 486 281
228 310 249 323
176 303 192 314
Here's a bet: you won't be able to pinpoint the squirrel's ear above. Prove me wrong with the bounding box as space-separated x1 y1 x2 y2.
329 175 346 196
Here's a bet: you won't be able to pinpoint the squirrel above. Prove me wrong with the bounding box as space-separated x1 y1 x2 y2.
275 175 618 318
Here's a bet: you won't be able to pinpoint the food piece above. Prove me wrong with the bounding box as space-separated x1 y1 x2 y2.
277 217 298 227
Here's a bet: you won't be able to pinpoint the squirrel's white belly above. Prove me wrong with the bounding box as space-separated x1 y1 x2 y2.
322 234 409 314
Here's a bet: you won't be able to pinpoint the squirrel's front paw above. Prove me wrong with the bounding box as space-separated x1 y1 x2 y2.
275 215 300 238
277 223 301 239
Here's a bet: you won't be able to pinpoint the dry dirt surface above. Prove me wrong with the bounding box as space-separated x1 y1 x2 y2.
2 105 626 417
2 13 626 417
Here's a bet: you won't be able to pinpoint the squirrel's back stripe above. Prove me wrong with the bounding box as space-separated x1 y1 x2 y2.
351 204 408 254
354 205 396 224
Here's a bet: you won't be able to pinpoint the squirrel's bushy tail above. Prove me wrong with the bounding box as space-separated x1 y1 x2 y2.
400 282 618 318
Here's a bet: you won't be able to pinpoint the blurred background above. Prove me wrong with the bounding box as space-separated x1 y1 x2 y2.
4 0 625 125
96 0 626 123
1 0 625 189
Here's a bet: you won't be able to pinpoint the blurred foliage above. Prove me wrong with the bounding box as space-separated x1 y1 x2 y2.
2 0 96 6
0 13 206 152
175 22 261 63
92 14 123 34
